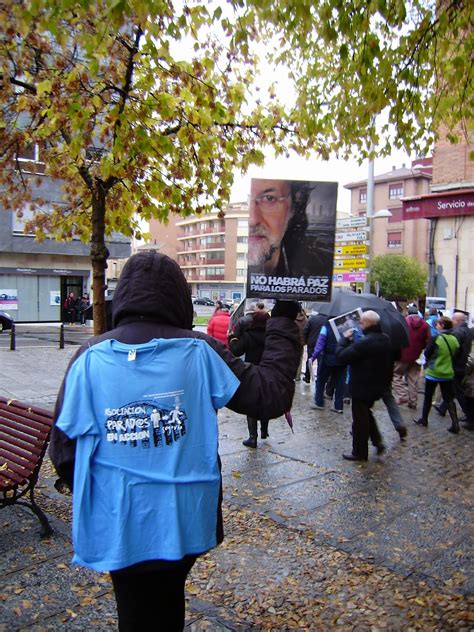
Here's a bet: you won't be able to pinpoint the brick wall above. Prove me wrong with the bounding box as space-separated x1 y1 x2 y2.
432 126 474 186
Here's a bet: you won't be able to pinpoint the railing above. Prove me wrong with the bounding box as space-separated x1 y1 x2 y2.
1 322 93 351
177 243 225 252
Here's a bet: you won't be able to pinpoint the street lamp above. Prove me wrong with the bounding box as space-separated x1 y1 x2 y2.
365 208 393 293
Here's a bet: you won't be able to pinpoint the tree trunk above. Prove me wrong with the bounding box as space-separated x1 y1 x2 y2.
90 184 110 335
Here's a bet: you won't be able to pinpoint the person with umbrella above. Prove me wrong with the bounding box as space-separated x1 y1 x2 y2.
336 310 393 461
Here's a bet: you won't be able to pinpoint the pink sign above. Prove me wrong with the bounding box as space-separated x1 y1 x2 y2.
332 272 367 282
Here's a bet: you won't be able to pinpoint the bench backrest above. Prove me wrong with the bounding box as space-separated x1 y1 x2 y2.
0 396 54 493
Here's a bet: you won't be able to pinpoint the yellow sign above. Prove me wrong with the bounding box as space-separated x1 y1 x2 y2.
334 258 368 269
335 244 368 255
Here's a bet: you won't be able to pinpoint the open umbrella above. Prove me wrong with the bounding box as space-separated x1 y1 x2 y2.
318 289 409 350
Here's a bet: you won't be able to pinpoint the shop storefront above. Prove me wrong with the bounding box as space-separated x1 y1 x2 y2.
0 266 90 323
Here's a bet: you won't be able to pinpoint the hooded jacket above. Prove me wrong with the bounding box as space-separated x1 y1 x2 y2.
49 252 300 563
207 308 231 345
400 314 431 364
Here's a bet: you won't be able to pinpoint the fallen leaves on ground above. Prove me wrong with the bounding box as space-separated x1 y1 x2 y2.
186 505 473 631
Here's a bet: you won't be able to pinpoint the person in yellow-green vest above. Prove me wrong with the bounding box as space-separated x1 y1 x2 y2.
414 316 460 433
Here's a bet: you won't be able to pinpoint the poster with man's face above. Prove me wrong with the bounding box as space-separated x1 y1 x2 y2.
246 178 337 301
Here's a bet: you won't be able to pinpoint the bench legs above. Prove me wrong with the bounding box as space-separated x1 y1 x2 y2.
15 488 53 538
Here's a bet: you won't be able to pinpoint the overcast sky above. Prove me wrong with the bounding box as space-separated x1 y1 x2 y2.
230 148 414 212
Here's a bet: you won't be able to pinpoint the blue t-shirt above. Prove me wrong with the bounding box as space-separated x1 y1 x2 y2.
56 338 240 572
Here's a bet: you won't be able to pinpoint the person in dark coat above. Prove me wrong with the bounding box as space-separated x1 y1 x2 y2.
229 310 271 447
63 292 78 325
49 251 300 632
303 311 326 383
336 310 393 461
434 311 472 420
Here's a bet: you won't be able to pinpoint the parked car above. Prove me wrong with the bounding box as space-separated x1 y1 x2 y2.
0 310 14 332
193 297 215 306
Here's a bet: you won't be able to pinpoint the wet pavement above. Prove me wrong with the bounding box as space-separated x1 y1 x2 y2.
0 346 472 630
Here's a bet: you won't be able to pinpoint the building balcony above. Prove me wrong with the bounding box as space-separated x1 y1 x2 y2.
177 243 225 253
178 258 225 266
184 275 226 282
178 226 225 239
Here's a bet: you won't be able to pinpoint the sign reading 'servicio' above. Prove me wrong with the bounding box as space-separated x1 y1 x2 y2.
246 179 337 301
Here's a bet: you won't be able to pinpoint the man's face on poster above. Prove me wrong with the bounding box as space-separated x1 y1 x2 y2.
248 179 293 273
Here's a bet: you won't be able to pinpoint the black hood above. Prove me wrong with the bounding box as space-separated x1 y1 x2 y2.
112 251 194 330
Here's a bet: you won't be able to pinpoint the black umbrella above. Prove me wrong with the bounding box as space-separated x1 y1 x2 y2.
318 289 409 350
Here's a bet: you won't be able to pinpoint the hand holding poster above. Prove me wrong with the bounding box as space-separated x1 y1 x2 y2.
329 308 364 342
246 178 337 302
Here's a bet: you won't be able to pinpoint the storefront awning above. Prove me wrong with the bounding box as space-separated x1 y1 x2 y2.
402 188 474 220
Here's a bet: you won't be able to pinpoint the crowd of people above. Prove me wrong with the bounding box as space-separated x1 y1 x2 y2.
63 291 90 326
213 298 473 459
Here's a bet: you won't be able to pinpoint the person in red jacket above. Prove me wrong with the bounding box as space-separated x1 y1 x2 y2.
207 306 231 346
392 305 431 409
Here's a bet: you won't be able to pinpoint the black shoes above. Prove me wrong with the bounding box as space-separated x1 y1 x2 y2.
433 404 446 417
243 437 257 448
413 417 428 427
398 426 408 441
376 443 386 455
342 452 367 462
261 431 269 439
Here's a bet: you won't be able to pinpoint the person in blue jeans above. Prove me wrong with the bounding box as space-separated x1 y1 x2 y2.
311 322 346 414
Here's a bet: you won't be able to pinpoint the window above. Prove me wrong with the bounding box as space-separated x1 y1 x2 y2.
238 219 248 228
236 268 246 276
12 203 52 235
207 267 224 276
388 207 403 223
389 183 404 199
237 236 248 243
359 188 367 203
18 144 38 161
387 231 402 248
207 251 224 260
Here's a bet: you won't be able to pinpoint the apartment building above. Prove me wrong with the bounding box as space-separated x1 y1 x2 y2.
0 154 130 323
402 130 474 314
344 158 433 263
149 202 249 303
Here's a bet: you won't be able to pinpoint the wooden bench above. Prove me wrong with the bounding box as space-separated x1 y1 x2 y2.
0 396 54 537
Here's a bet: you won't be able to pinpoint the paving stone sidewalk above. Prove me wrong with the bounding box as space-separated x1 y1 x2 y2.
0 346 472 630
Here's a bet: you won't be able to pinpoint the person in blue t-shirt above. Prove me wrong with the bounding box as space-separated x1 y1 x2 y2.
50 251 301 631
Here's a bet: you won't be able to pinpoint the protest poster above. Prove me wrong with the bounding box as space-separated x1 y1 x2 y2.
329 308 363 342
246 178 337 301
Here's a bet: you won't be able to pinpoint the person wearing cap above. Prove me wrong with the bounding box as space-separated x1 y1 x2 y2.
49 251 300 631
392 305 431 409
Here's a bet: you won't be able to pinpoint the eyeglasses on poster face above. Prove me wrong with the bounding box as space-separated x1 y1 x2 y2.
249 193 291 211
